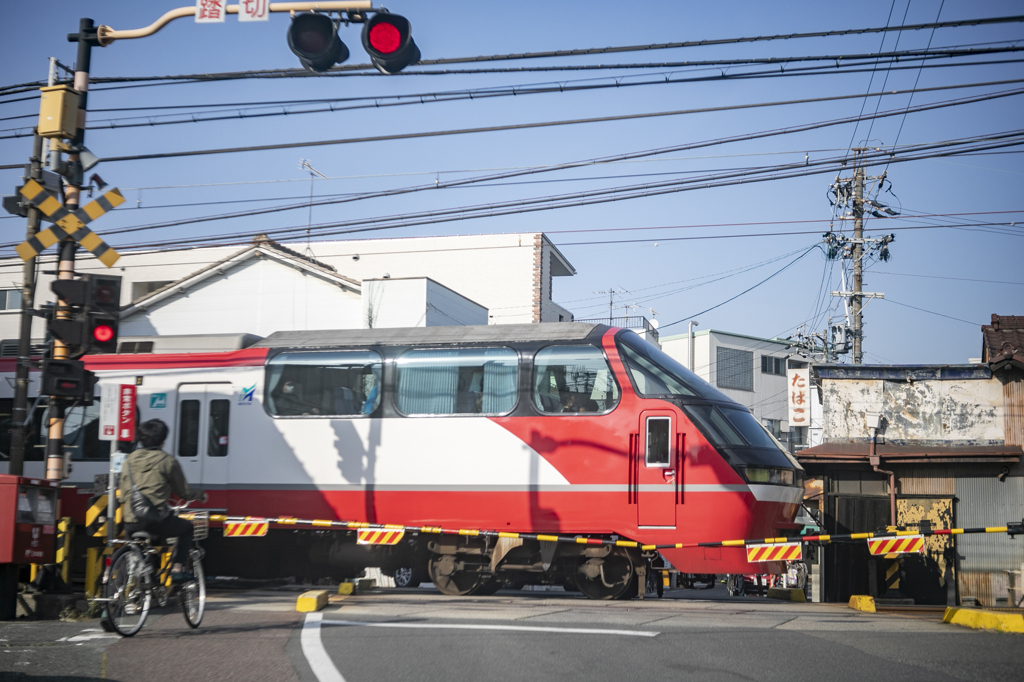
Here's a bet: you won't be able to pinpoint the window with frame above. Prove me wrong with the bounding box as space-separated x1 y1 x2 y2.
266 350 383 417
716 346 753 391
396 347 518 415
533 345 620 414
761 355 786 375
0 289 22 311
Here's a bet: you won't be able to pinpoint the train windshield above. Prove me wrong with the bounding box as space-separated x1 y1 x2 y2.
267 350 382 417
616 331 730 401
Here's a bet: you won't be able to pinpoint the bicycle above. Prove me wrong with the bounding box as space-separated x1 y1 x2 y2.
98 502 208 637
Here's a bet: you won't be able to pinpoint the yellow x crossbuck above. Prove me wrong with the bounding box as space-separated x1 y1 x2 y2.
15 178 123 267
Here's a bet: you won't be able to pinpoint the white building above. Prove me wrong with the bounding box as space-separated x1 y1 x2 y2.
0 232 576 350
660 328 822 448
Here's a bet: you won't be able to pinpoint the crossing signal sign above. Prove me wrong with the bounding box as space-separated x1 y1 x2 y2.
287 12 349 72
362 13 419 74
14 178 123 267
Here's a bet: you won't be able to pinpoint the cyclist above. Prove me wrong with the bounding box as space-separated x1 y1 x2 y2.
119 419 207 583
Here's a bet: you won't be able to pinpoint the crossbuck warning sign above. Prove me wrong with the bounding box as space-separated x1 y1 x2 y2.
15 178 123 266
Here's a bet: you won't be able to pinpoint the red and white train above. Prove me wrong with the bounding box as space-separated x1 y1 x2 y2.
1 323 804 599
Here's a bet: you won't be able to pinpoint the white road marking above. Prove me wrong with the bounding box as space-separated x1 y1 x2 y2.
322 620 659 637
301 612 347 682
66 633 121 642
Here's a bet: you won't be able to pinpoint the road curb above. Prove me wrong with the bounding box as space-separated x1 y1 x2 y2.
848 595 876 613
296 590 328 613
766 587 806 602
943 607 1024 633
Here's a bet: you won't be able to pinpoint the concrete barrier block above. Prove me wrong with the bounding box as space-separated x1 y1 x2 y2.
943 607 1024 634
848 595 876 613
296 590 328 613
767 587 806 602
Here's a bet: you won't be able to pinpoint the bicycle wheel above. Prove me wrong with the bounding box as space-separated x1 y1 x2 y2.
104 545 151 637
180 549 206 628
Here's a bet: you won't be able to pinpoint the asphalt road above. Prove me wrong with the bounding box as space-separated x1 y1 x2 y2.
2 585 1022 682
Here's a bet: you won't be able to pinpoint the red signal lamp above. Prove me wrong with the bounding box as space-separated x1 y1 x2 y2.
93 324 114 343
362 13 419 74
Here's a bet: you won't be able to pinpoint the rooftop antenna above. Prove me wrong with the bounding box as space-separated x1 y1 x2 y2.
298 159 327 257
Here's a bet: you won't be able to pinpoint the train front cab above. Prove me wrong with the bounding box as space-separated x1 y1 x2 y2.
604 329 805 576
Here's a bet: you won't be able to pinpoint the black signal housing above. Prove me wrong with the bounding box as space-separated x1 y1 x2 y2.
361 12 419 74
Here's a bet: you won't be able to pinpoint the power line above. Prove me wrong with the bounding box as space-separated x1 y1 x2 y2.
882 298 983 326
869 270 1024 285
4 12 1021 95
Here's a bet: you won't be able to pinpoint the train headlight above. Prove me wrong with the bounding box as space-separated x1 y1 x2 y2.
744 467 796 485
745 467 770 483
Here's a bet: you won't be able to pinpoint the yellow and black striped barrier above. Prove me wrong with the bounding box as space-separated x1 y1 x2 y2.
86 493 122 539
180 512 1024 553
15 178 123 267
56 517 74 586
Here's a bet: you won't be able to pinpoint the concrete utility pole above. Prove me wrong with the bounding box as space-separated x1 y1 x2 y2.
7 134 45 477
851 153 865 365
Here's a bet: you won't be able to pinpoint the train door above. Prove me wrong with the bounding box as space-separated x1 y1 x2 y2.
636 409 678 527
175 383 233 488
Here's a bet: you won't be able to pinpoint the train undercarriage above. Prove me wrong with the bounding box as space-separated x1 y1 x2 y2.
199 528 650 600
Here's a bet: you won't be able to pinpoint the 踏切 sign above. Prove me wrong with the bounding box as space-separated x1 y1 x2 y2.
99 384 136 442
787 368 810 428
196 0 269 23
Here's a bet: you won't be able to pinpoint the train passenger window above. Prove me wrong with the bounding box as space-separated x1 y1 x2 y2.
178 400 200 457
266 351 382 418
208 399 230 457
64 401 106 460
396 348 518 415
646 416 671 466
532 345 620 414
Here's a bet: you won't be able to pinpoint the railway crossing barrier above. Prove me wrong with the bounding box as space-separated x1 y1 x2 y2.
182 511 1024 554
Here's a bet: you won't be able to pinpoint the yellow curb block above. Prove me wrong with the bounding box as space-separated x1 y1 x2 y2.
767 587 806 602
848 595 876 613
943 607 1024 633
296 590 329 613
337 583 355 596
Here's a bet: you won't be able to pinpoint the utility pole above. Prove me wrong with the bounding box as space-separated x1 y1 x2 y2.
7 133 45 477
43 19 99 481
851 154 864 364
593 287 627 324
825 149 895 365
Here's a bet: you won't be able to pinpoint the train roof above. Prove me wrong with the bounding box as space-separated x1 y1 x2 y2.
252 323 607 349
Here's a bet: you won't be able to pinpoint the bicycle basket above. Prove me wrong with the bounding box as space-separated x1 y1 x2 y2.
191 511 209 541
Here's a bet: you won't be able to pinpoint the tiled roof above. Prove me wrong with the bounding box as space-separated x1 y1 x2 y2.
982 314 1024 372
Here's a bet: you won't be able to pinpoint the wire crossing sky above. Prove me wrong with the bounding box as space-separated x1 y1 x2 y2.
0 0 1021 364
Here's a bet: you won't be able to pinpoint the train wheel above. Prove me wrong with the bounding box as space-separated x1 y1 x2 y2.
427 554 487 596
470 577 503 596
573 549 636 600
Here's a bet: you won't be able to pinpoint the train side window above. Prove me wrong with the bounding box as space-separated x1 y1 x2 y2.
266 350 383 418
64 400 106 460
396 347 518 416
532 345 620 414
617 337 696 397
208 399 230 457
178 399 200 457
646 416 671 466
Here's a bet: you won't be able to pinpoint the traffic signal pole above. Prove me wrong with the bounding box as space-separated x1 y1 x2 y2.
44 19 98 481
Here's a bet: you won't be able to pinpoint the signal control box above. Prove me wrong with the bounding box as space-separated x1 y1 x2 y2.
37 85 80 140
0 475 60 564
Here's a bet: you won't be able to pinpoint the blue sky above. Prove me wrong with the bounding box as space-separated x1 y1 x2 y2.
1 0 1022 363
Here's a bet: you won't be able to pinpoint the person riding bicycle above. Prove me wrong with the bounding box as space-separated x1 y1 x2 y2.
119 419 207 583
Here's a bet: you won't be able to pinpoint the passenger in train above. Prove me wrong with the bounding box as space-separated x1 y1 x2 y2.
120 419 207 583
275 380 322 416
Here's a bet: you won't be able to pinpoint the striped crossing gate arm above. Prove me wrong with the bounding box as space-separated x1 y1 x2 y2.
356 529 405 545
223 518 270 537
745 542 803 562
867 535 925 556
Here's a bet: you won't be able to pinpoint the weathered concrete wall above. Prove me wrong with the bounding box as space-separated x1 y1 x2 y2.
822 377 1004 445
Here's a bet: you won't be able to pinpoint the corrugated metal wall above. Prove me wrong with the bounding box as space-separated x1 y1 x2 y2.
894 465 955 496
1003 369 1023 447
956 462 1024 606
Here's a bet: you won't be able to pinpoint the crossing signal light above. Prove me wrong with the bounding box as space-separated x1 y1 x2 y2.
362 13 419 74
48 274 121 356
40 358 96 401
287 12 350 72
